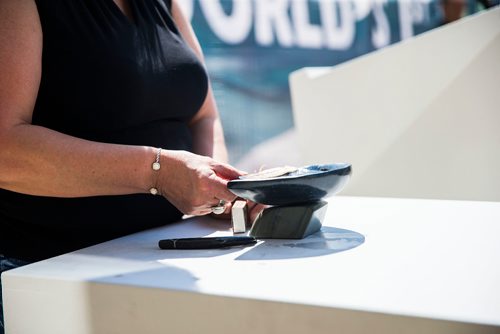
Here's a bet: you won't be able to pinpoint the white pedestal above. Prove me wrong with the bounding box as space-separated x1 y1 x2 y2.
3 196 500 333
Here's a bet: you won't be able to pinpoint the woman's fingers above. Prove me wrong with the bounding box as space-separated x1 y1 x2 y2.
212 182 238 204
207 166 239 203
212 162 244 180
247 201 267 224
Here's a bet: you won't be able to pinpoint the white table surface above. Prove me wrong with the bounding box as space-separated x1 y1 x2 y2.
3 196 500 334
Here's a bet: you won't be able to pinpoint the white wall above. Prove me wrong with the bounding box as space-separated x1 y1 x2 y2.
290 8 500 201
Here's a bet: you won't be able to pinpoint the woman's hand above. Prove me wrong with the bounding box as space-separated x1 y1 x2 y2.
247 201 267 225
157 150 242 216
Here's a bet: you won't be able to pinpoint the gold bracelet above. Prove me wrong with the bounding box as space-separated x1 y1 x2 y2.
149 147 162 195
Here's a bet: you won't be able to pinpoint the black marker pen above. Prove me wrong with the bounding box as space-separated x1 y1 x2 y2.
158 236 257 250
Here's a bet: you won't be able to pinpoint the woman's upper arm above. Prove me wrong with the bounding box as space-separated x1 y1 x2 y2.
170 0 204 62
0 0 42 130
171 0 219 127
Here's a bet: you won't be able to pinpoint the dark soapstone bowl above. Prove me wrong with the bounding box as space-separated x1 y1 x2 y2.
227 163 351 206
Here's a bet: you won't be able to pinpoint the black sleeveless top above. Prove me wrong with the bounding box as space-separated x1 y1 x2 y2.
0 0 209 261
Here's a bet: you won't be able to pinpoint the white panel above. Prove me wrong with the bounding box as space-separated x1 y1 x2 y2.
290 8 500 201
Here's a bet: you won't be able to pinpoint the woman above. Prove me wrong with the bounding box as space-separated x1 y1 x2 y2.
0 0 256 330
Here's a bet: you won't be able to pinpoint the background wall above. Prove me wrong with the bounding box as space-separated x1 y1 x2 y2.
180 0 490 164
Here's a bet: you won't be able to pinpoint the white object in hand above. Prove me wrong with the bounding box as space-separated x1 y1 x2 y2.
231 200 248 234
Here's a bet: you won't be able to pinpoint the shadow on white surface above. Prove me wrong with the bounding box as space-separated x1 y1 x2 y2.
236 226 365 260
88 265 199 290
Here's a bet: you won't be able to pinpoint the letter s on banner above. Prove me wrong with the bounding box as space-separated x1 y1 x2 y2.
372 0 390 49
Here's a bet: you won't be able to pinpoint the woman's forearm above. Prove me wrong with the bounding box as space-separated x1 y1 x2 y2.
0 122 241 216
0 123 155 197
